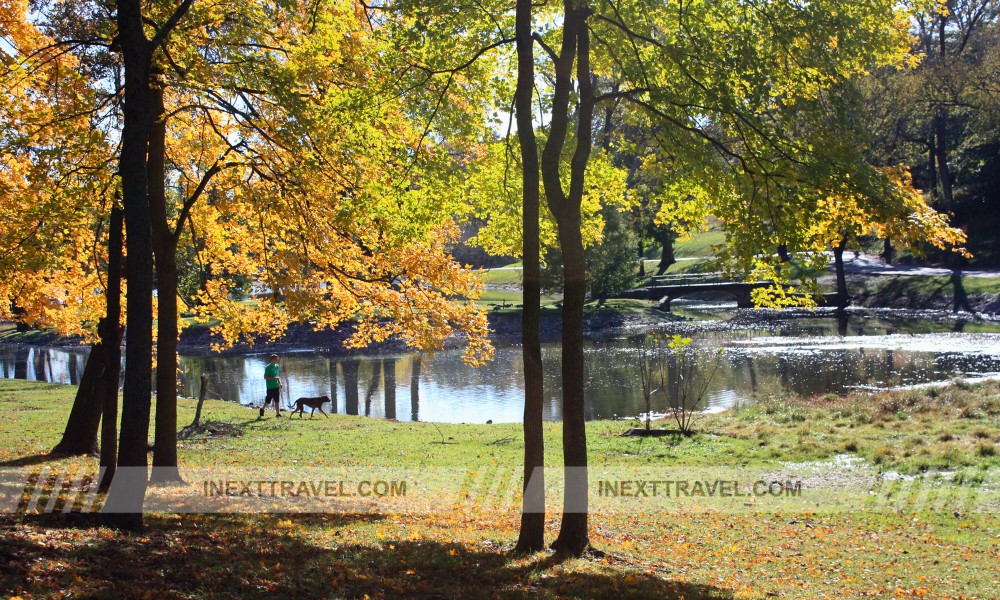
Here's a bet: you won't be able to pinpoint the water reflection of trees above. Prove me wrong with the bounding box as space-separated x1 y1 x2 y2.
0 346 88 385
411 355 421 421
8 329 998 423
384 359 396 420
340 359 359 415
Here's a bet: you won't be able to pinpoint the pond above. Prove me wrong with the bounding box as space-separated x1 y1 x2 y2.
3 310 1000 423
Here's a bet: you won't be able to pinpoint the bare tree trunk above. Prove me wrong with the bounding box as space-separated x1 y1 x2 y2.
51 342 106 456
833 239 850 311
652 228 676 276
544 1 593 556
102 0 156 532
881 237 893 265
148 83 183 484
933 111 954 211
99 207 124 491
927 138 937 197
513 0 546 554
190 374 208 428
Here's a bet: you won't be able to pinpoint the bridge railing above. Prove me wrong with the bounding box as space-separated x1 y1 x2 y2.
648 272 732 287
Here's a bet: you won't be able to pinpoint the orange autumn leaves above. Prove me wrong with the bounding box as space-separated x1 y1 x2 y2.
0 0 494 363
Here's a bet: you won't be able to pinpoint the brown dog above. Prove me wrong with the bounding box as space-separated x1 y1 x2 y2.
292 395 331 418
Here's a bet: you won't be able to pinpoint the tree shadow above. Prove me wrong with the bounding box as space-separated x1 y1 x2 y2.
0 513 733 599
0 452 73 467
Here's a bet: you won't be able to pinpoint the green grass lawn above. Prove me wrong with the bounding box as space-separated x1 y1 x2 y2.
850 274 1000 297
478 263 524 286
1 378 998 598
644 231 727 261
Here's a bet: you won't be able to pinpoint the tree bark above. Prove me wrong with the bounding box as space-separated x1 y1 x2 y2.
190 374 207 428
651 228 676 276
833 239 850 311
513 0 546 554
880 237 893 265
933 110 954 211
51 341 106 456
102 0 155 532
542 0 593 556
98 207 124 491
148 83 183 484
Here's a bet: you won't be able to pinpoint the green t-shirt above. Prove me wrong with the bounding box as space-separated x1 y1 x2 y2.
264 363 280 390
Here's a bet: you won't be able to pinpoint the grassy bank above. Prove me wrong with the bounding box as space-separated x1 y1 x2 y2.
850 274 1000 311
1 379 998 598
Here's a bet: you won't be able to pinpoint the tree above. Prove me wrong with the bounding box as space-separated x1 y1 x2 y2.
7 0 499 500
525 0 927 555
858 1 1000 262
512 0 546 553
100 0 196 532
0 3 119 457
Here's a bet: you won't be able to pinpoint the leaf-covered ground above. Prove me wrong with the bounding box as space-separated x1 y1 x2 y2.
1 378 998 598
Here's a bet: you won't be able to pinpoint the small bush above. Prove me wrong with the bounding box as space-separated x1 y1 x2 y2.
959 405 982 419
976 443 996 458
872 446 894 465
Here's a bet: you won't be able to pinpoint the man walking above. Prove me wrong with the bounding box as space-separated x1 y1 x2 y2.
261 354 283 417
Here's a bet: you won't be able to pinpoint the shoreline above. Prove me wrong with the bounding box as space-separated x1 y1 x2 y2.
4 303 1000 357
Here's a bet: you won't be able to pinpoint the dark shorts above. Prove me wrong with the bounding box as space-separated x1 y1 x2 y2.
264 388 280 405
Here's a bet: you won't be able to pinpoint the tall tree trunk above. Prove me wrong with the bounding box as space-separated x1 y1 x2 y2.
543 1 593 556
833 239 849 311
102 0 155 532
99 207 124 491
933 110 954 211
513 0 546 554
148 83 182 484
880 237 893 265
927 138 937 197
637 239 645 276
652 228 676 276
551 213 589 554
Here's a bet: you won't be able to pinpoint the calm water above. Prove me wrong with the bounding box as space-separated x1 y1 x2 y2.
3 313 1000 423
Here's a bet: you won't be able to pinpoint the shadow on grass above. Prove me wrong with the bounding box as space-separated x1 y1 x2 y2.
0 452 75 467
0 513 732 599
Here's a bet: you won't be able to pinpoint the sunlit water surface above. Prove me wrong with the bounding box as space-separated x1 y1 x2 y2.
3 312 1000 423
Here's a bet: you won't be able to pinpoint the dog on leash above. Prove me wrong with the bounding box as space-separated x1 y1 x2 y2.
292 395 331 418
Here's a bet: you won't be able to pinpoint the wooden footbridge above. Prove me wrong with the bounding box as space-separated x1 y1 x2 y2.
618 273 775 310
